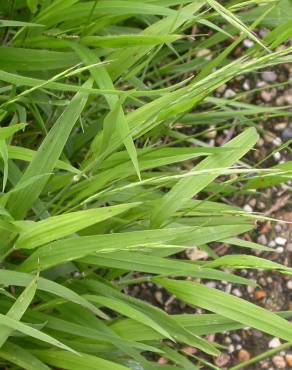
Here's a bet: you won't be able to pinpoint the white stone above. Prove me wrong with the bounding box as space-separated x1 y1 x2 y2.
243 204 253 213
186 248 208 260
273 152 281 161
275 237 287 246
232 288 242 297
247 285 255 294
243 80 250 90
206 282 217 288
272 137 282 146
261 71 277 83
257 234 267 245
224 337 232 344
243 39 254 48
268 337 281 348
225 284 232 294
272 355 286 369
228 344 235 353
257 81 266 88
287 280 292 290
224 89 236 98
197 48 211 57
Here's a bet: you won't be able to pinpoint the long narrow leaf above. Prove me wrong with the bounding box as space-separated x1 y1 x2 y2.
151 128 259 227
7 79 92 219
0 276 38 348
157 278 292 343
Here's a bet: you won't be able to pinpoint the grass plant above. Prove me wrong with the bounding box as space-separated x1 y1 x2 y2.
0 1 291 369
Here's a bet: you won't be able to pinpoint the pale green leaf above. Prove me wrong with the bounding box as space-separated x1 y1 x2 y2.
0 275 38 348
151 128 259 227
157 278 292 343
16 203 140 249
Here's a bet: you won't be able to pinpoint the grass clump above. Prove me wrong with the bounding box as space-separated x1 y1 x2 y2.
0 1 291 369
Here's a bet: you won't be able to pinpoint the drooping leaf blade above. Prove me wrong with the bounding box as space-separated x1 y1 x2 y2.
157 278 292 343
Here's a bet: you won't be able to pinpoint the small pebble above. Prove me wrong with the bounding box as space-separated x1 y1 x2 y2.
254 290 266 300
225 284 232 294
224 89 236 98
276 246 284 253
249 198 257 207
207 333 215 342
232 288 242 297
275 122 287 131
224 337 232 344
196 48 211 57
155 291 164 305
273 152 281 161
257 234 268 245
272 355 286 369
204 126 217 139
231 334 242 342
276 96 286 105
243 39 254 48
215 353 230 367
272 137 282 146
158 357 168 365
247 285 255 294
71 271 83 278
275 237 287 246
243 80 251 90
264 132 275 143
186 248 208 260
206 281 217 289
258 201 266 210
182 346 197 355
282 126 292 141
268 240 276 248
228 344 235 353
217 84 227 94
275 224 282 232
261 90 274 102
268 337 281 348
253 331 263 338
257 81 266 88
287 280 292 290
261 71 277 83
284 92 292 104
285 354 292 367
238 349 251 362
243 204 253 213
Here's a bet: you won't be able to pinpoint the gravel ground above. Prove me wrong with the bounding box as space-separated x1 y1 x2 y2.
129 57 292 369
197 51 291 370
